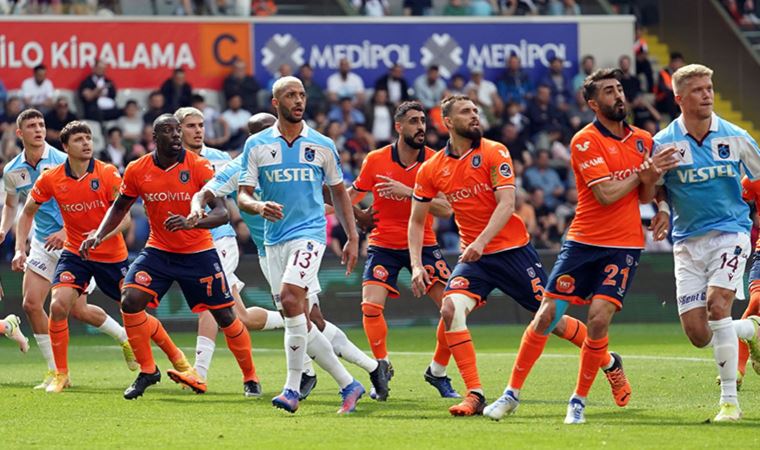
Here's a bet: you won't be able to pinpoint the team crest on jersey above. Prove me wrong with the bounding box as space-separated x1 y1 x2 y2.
59 271 75 284
90 178 100 191
471 154 481 168
307 242 314 252
179 170 190 183
373 265 389 282
214 263 222 273
626 255 634 267
20 172 26 180
449 276 469 290
527 267 536 278
498 163 512 178
556 274 575 294
120 267 128 277
717 143 731 159
433 249 442 259
636 139 646 154
135 271 152 287
304 147 315 162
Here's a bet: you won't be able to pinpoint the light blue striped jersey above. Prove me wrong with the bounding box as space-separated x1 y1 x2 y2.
654 113 760 242
3 144 66 242
239 122 342 246
200 146 236 241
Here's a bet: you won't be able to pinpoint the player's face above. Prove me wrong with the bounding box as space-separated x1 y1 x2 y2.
396 110 426 150
64 132 93 161
447 99 482 142
16 117 46 150
274 83 306 124
591 79 627 122
180 115 204 151
153 118 182 157
677 75 713 120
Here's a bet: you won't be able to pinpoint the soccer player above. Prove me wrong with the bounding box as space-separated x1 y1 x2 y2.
238 76 365 414
3 109 135 389
409 95 604 416
82 114 259 400
651 64 760 422
484 69 678 424
738 176 760 382
348 100 457 399
17 121 133 392
0 314 29 352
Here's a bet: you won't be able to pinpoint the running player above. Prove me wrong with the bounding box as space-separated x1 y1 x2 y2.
651 64 760 422
409 95 603 416
348 100 457 399
237 76 365 414
18 121 132 393
82 114 259 400
485 69 678 424
4 109 135 389
0 314 29 352
738 176 760 382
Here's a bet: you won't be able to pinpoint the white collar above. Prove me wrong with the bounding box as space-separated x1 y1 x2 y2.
271 120 310 138
22 144 51 164
676 112 719 135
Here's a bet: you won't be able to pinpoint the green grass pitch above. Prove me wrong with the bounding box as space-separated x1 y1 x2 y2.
2 323 759 449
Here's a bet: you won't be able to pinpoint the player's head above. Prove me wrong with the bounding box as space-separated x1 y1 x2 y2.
248 112 277 135
15 109 46 150
672 64 714 120
153 114 182 157
394 101 426 150
174 107 205 152
271 76 306 124
59 121 93 161
441 95 482 142
582 68 627 122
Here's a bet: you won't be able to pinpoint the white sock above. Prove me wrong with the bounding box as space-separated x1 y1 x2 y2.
302 354 315 376
284 314 308 392
732 319 756 340
709 318 739 405
324 321 378 373
262 310 284 331
194 336 216 380
34 334 56 371
601 353 615 371
429 361 447 377
98 315 128 343
307 325 353 389
570 393 586 405
505 385 520 399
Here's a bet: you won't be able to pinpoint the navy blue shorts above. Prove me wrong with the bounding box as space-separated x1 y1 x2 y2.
363 245 451 297
545 241 641 311
52 250 128 301
124 247 234 313
443 244 546 312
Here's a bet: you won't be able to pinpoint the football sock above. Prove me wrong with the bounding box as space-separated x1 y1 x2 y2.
509 325 549 390
222 318 257 382
324 320 378 373
49 319 69 374
307 325 353 389
732 319 756 340
446 329 481 393
34 333 56 371
303 354 315 376
97 315 128 343
431 318 451 374
560 317 613 368
148 314 184 364
194 336 216 380
262 310 284 330
284 314 308 392
710 318 739 405
361 302 387 359
122 311 157 373
737 291 759 375
0 321 6 334
575 335 608 398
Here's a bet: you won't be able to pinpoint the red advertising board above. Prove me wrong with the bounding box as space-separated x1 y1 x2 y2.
0 21 252 89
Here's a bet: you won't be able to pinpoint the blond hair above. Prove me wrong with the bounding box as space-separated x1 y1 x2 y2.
672 64 713 96
272 76 303 98
174 106 204 123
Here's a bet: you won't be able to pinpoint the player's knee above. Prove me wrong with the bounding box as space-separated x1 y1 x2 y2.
586 313 610 337
120 290 147 314
532 305 555 334
309 305 325 331
22 292 44 314
49 298 69 320
279 289 301 315
442 294 475 332
210 307 236 329
683 322 712 348
706 298 732 321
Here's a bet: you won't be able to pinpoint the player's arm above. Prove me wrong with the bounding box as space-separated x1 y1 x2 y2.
80 194 136 257
0 192 19 244
11 196 41 271
409 197 433 298
191 196 230 229
328 181 359 275
430 193 452 218
649 185 671 241
460 187 515 263
638 146 678 203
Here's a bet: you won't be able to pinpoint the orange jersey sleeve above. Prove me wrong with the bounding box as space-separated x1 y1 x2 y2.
483 140 517 190
352 151 376 193
571 132 612 188
741 176 760 203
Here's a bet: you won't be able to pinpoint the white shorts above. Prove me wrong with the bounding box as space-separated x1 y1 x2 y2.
27 238 96 294
260 254 320 312
265 239 324 311
214 236 244 292
673 231 750 315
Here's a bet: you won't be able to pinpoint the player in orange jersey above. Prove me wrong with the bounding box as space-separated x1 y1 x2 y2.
737 176 760 382
409 95 602 416
82 114 259 400
349 101 455 400
0 313 29 352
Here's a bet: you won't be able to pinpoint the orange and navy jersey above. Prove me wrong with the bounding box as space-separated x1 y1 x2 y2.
121 150 215 254
353 145 438 249
413 138 529 254
567 120 652 249
31 159 127 263
741 176 760 250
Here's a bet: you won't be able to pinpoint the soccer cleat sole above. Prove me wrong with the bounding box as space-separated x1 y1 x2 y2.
167 370 207 394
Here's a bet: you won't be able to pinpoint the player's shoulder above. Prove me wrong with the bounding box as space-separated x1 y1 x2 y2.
629 124 653 141
47 145 67 161
124 153 153 173
304 126 337 150
714 114 751 138
653 119 680 144
39 162 66 181
365 145 392 163
94 159 120 175
479 137 507 152
4 151 25 170
423 146 438 161
571 122 604 144
201 146 231 161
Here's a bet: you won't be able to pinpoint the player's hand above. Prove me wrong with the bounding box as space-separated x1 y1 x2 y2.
44 229 66 251
639 146 678 185
376 175 413 198
164 212 193 231
79 230 102 261
355 207 377 233
411 264 431 298
649 211 670 241
186 208 206 228
260 201 284 222
341 236 359 276
459 240 485 263
11 250 26 272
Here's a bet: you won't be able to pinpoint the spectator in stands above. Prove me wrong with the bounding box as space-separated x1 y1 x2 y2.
327 58 366 106
555 186 577 231
504 100 530 135
547 0 580 15
252 0 278 15
138 124 157 154
498 122 532 165
470 0 498 15
567 89 595 132
523 149 564 210
572 54 595 93
324 120 346 153
515 188 538 237
0 96 22 136
223 60 260 115
191 93 230 148
655 52 685 119
413 65 447 109
298 64 327 120
143 91 167 125
160 68 193 112
403 0 432 15
448 74 467 96
328 96 366 138
222 94 251 151
116 100 144 143
0 78 6 115
266 63 293 94
498 0 539 15
443 0 469 15
465 66 503 118
530 188 562 250
618 55 641 101
525 84 566 139
466 84 494 131
365 89 394 147
497 54 534 109
374 63 411 106
345 123 375 166
540 56 573 108
353 0 389 16
44 96 77 149
101 126 128 173
79 59 121 121
21 64 54 113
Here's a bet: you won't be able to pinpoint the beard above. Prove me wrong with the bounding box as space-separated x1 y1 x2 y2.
402 132 425 149
454 123 483 141
279 106 302 124
600 101 628 122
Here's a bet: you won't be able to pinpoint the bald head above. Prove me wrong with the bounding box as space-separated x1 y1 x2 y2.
248 112 277 135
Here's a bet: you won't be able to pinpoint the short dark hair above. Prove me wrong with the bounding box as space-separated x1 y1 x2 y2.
125 99 138 108
60 121 92 145
16 108 44 128
34 64 46 72
670 51 684 62
107 126 122 137
440 95 471 118
393 101 424 122
582 68 623 101
191 94 205 104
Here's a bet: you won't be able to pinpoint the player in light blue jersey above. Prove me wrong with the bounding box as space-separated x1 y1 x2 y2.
651 65 760 422
237 76 365 414
1 109 135 389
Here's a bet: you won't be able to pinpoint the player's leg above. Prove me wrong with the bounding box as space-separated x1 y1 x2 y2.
738 287 760 377
69 293 136 371
0 314 29 352
46 285 79 393
208 305 260 397
361 280 390 360
193 311 218 383
21 267 56 388
423 281 460 398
